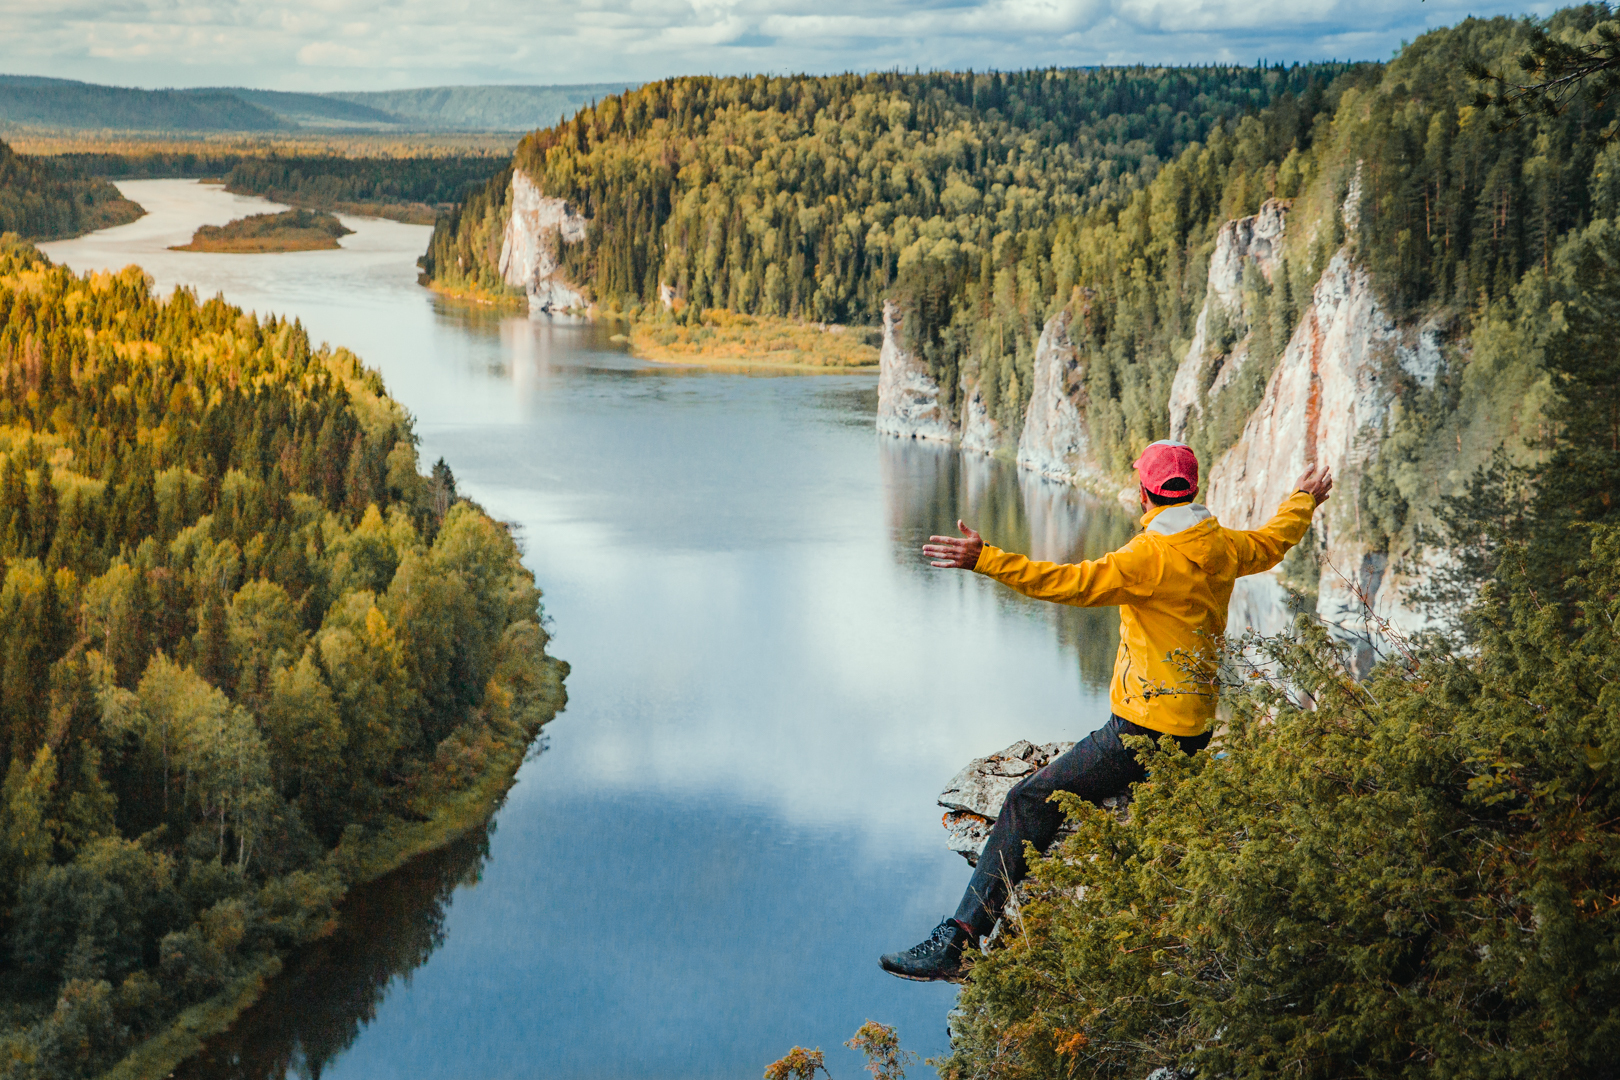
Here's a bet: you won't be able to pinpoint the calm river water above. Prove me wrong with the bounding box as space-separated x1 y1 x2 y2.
42 180 1135 1080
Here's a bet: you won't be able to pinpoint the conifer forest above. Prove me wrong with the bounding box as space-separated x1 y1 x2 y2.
0 239 564 1077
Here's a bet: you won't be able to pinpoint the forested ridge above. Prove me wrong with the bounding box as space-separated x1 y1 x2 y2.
0 139 143 243
417 61 1363 465
0 238 564 1079
429 7 1620 541
420 65 1354 335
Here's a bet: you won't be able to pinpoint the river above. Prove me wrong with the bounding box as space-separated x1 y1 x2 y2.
41 180 1135 1080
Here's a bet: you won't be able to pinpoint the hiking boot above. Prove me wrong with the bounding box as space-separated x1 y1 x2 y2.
880 918 973 981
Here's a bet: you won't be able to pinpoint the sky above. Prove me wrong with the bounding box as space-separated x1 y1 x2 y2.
0 0 1561 93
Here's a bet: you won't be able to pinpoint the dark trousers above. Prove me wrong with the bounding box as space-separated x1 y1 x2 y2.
953 714 1211 938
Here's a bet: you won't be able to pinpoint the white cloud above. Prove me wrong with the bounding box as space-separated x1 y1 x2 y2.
297 39 375 66
0 0 1560 92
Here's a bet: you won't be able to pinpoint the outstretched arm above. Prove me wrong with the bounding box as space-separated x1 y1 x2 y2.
924 521 1153 607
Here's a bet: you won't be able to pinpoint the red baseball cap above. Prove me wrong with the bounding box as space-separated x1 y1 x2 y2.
1133 440 1199 497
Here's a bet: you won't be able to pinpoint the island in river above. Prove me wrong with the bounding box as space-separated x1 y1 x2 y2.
170 207 353 252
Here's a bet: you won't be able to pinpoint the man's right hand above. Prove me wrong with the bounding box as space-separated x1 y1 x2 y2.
924 520 984 569
1296 462 1333 507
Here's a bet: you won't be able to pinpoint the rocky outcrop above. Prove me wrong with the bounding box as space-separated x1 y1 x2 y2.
872 189 1449 662
1016 307 1111 491
940 740 1131 865
872 299 1118 493
958 378 1000 455
876 300 956 442
499 169 589 313
1168 199 1289 441
1206 245 1447 658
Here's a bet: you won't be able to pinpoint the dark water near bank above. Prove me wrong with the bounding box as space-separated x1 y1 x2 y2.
44 181 1134 1080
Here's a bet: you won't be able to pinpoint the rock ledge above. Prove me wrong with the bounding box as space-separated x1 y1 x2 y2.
939 740 1131 864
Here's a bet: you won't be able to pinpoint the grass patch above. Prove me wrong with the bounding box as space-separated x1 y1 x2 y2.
423 276 528 309
97 958 280 1080
629 308 881 370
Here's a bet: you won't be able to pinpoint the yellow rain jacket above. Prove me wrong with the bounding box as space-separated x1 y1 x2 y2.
972 491 1317 737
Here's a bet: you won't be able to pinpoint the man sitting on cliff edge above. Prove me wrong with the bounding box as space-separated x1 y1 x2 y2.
880 440 1333 981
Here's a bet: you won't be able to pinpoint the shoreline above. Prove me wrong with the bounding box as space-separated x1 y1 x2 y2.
415 280 879 370
168 235 343 253
630 346 882 374
97 655 569 1080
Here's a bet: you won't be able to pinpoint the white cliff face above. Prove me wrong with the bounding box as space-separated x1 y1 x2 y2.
498 169 590 313
1206 247 1444 655
1017 308 1111 492
959 378 999 455
1168 199 1290 441
876 300 957 443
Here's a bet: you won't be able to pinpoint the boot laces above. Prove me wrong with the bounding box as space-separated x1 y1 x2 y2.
911 920 960 957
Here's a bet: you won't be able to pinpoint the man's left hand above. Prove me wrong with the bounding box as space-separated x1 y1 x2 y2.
924 520 984 569
1295 462 1334 507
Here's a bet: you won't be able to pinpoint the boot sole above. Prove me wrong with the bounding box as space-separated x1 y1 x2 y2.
880 963 964 983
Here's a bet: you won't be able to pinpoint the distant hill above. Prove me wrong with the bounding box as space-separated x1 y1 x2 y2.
197 87 406 130
0 75 638 133
326 84 636 131
0 74 287 132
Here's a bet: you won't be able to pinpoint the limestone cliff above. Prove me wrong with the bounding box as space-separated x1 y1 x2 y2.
1016 307 1111 492
874 299 1117 490
870 186 1454 657
498 169 589 313
1168 198 1289 442
1206 244 1447 655
876 299 957 442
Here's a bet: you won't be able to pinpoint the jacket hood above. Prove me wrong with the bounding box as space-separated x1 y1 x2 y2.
1142 503 1234 575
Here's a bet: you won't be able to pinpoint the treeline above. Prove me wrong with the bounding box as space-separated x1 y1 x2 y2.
48 150 508 222
48 151 246 181
0 139 143 242
223 154 507 213
422 65 1355 319
0 238 563 1078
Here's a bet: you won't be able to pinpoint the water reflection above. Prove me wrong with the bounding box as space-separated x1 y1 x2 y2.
174 825 493 1080
879 438 1131 691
